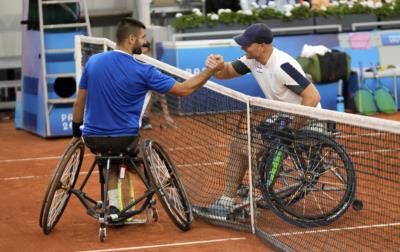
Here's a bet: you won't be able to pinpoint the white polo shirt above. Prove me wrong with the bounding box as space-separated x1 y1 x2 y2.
232 47 321 107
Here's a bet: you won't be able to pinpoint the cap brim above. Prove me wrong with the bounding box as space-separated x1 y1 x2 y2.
233 34 252 47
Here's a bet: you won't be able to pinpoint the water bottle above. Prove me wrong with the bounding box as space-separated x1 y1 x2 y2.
336 96 345 112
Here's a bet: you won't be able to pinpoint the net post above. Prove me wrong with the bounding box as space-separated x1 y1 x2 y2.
74 35 83 86
246 99 255 234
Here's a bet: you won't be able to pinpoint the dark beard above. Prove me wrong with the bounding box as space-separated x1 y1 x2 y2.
132 46 142 55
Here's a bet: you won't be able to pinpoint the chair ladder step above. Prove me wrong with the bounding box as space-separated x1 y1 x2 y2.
46 73 75 78
42 0 80 5
48 98 76 104
43 23 87 29
45 48 74 54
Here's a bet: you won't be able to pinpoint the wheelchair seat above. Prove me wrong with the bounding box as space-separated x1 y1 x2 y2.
83 135 139 156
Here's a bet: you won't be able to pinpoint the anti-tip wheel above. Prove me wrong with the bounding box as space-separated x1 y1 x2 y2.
99 228 107 242
152 208 159 222
352 199 363 211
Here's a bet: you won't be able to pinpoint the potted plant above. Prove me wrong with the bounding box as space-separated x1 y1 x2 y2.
374 0 400 29
174 8 208 32
314 1 378 32
174 8 258 33
173 4 315 35
253 5 284 29
275 2 315 35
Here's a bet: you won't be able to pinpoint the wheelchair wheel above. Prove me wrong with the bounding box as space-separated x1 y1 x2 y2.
142 140 192 231
258 130 356 227
39 140 85 234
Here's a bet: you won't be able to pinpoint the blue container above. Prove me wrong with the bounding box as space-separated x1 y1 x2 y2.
336 96 345 112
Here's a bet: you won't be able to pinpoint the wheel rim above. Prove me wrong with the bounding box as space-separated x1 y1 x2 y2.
266 136 354 221
45 145 82 228
147 145 188 222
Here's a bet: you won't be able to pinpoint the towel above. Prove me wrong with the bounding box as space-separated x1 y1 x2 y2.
300 44 332 58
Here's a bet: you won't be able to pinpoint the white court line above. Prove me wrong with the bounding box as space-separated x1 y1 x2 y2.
168 143 227 151
1 175 41 181
177 161 225 168
78 237 246 252
349 147 400 156
272 222 400 237
0 170 98 181
337 131 392 139
1 161 224 180
0 154 93 163
1 144 397 180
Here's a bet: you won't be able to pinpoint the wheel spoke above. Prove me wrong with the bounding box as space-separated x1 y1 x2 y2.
264 131 355 226
292 148 304 171
310 144 324 172
47 190 68 226
311 190 324 215
321 190 335 200
285 183 305 206
302 186 308 216
41 142 83 233
279 172 302 181
145 141 191 231
275 181 303 197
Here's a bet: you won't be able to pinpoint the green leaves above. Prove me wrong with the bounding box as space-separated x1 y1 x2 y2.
173 2 400 31
174 13 207 30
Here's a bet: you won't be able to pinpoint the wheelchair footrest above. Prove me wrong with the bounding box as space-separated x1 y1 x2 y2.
106 216 148 226
124 218 147 225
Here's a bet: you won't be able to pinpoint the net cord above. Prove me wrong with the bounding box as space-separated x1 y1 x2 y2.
251 97 400 134
75 35 400 135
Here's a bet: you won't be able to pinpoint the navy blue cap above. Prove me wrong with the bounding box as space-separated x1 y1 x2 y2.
233 23 273 47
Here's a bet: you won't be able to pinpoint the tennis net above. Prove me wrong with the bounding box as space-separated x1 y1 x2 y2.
75 35 400 251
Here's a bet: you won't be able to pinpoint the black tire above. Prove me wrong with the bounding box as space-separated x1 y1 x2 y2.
142 140 192 231
258 130 356 227
39 141 83 228
39 140 85 234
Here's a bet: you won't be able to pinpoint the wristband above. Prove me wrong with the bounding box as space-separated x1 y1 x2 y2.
72 121 83 137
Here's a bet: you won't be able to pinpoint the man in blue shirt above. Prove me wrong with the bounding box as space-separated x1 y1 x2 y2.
71 18 224 215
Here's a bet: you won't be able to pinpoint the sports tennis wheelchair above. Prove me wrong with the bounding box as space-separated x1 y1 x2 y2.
212 115 363 227
39 136 193 241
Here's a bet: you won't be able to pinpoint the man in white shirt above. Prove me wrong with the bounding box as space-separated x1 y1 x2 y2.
198 23 321 219
210 23 320 107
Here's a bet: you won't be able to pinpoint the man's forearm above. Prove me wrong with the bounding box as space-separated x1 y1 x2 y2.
180 68 215 96
72 89 87 123
213 69 225 79
72 104 84 123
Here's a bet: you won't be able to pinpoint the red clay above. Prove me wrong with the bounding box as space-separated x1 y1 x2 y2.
0 120 270 252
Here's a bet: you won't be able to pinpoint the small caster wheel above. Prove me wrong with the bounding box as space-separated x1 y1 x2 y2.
99 227 107 242
152 207 159 222
352 199 363 211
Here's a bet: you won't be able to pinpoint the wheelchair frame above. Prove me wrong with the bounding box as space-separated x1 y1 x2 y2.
39 139 193 242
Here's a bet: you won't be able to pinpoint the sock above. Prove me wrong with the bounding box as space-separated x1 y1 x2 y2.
108 189 119 208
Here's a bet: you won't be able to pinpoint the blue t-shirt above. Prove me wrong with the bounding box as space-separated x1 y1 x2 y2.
79 50 175 136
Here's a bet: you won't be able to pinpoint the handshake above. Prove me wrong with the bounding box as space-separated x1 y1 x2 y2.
206 54 225 73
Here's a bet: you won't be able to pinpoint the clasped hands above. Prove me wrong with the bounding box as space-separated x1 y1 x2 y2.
206 54 225 73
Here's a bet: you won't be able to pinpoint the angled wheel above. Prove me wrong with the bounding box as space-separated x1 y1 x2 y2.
258 130 356 227
39 140 85 234
142 140 192 231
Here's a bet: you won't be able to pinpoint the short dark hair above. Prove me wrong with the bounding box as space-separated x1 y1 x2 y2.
116 18 146 44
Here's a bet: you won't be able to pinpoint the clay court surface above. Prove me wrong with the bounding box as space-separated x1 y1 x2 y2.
0 120 270 252
1 111 400 251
